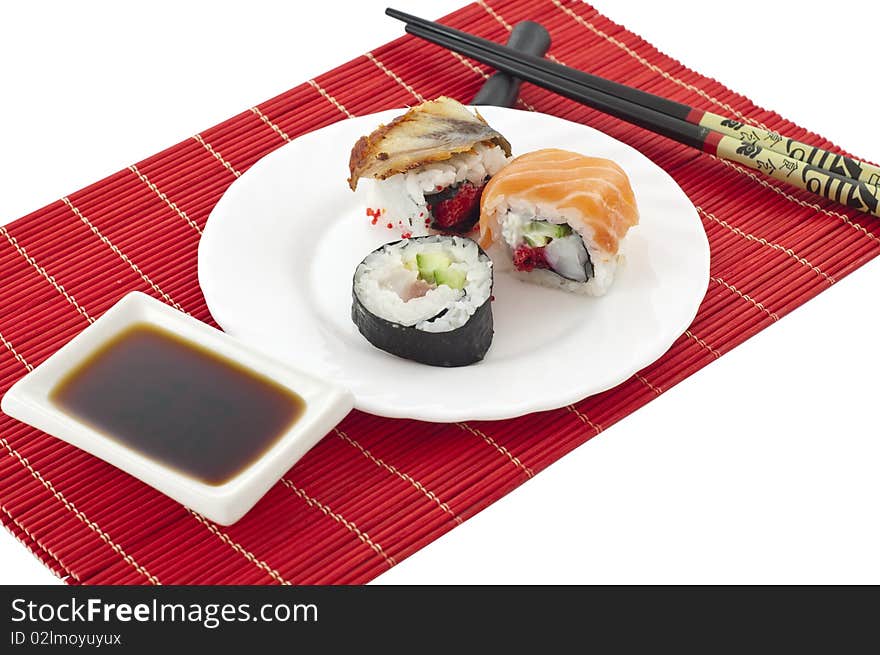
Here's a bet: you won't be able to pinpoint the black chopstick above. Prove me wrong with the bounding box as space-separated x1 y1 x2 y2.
409 23 713 147
387 10 880 218
388 8 691 120
387 7 880 188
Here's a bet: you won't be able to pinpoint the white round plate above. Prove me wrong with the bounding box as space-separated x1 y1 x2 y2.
198 107 709 422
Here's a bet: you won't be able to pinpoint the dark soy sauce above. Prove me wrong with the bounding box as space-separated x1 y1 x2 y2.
50 323 305 486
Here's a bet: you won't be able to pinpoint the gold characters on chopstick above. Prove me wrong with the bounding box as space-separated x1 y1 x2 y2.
718 134 880 216
387 8 880 218
802 165 879 214
701 112 880 187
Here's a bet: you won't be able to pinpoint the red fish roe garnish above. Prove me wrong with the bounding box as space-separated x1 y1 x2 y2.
387 223 393 229
513 245 551 272
371 218 378 225
401 231 412 239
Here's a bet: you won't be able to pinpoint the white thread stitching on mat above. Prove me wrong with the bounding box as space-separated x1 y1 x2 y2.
450 50 490 80
252 82 538 493
466 1 557 106
269 73 532 515
0 204 382 584
636 373 662 395
362 0 877 283
365 52 426 103
711 276 779 321
566 405 603 433
457 423 534 478
547 0 880 249
186 511 291 585
0 438 160 584
335 428 461 525
488 0 868 271
248 107 460 528
477 0 513 30
62 197 186 313
281 479 397 567
477 1 568 65
484 1 825 327
0 504 80 582
0 282 290 583
479 2 726 381
369 26 667 408
250 106 291 143
0 341 81 583
546 0 767 129
634 374 663 395
685 329 721 358
359 44 561 476
0 226 95 324
713 157 880 245
128 164 202 235
2 9 847 587
0 331 33 372
447 49 537 112
192 134 242 177
307 80 355 118
0 244 165 583
696 205 835 284
0 5 779 585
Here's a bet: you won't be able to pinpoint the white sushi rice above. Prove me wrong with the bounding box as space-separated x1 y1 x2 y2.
496 205 621 297
354 236 492 333
365 143 509 236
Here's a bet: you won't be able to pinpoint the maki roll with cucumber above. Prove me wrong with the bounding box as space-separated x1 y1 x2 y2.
352 236 493 367
348 97 511 237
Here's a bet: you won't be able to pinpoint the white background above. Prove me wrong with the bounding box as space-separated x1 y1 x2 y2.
1 0 878 584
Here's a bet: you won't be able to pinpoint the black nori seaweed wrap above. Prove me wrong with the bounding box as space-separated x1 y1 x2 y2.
351 238 494 367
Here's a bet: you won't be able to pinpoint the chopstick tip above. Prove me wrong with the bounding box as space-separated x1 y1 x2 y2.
385 7 407 20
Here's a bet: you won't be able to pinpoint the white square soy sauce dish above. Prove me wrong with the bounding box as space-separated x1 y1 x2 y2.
1 291 353 525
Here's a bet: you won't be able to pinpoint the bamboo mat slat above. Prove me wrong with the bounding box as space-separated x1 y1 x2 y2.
1 0 877 584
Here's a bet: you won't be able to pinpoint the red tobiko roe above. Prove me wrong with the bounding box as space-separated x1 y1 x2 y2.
513 245 551 272
428 181 485 230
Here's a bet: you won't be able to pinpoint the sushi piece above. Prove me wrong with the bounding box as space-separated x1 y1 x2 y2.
352 236 493 367
348 97 512 236
479 148 639 296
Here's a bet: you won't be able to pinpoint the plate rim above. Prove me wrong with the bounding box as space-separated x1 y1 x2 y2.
198 106 710 422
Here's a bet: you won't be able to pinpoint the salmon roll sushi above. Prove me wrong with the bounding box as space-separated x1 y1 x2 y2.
479 148 639 296
348 97 512 236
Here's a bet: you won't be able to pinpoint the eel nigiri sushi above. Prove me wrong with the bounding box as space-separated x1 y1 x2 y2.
479 148 639 296
348 97 512 236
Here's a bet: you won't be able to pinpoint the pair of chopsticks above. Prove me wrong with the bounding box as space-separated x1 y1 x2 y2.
386 8 880 219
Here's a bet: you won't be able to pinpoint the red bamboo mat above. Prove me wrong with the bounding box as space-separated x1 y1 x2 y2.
1 0 877 585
